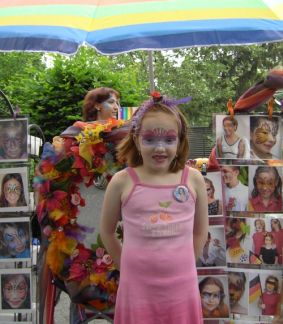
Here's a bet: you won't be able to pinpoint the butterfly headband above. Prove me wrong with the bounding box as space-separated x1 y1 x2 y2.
131 92 192 133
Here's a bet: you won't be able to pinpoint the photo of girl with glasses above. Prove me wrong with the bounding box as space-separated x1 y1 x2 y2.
0 220 30 259
199 276 229 318
248 166 282 212
258 275 281 316
1 273 31 310
0 119 28 162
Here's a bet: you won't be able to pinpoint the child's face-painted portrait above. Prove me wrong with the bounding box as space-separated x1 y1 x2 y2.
2 274 30 309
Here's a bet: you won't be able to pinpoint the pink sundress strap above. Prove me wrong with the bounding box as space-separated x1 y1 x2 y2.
126 167 140 184
180 166 189 185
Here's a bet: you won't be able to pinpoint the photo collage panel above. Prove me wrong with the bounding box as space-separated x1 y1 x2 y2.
215 114 282 162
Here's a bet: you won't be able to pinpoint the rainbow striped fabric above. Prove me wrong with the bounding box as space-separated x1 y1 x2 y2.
0 0 283 54
119 107 137 120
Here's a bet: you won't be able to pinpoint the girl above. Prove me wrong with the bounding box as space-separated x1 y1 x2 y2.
250 116 280 160
259 233 278 265
204 177 223 215
1 273 31 309
0 173 27 207
252 219 266 257
0 222 30 259
248 166 282 212
100 93 208 323
199 276 229 318
270 218 283 264
259 275 281 316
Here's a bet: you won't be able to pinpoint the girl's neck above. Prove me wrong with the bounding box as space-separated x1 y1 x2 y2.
135 166 183 185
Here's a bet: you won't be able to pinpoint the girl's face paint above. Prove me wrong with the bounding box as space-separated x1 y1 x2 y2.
98 95 120 120
3 179 22 207
136 111 179 174
3 275 28 309
140 128 178 148
255 171 277 200
3 226 27 256
251 119 278 157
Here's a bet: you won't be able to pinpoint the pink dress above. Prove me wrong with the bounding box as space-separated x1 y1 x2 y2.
114 167 203 324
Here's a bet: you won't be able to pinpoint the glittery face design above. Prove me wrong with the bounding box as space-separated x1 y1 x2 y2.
254 120 278 145
3 226 27 255
3 275 28 309
3 179 22 206
140 128 178 148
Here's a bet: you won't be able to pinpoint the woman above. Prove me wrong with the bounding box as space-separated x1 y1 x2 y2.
204 177 223 215
0 173 27 208
57 87 127 323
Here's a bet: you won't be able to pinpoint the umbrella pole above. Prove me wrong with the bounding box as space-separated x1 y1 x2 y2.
148 51 155 92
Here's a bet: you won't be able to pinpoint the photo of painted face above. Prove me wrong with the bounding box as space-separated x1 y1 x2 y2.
0 173 27 208
0 168 29 212
248 166 282 213
0 119 28 162
1 273 31 310
0 221 30 259
228 272 248 315
199 276 229 318
250 116 281 160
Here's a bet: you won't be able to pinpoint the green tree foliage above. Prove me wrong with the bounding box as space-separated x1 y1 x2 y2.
1 43 283 141
4 47 146 141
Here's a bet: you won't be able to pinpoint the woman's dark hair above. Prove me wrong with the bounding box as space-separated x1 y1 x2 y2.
0 173 27 207
82 87 120 121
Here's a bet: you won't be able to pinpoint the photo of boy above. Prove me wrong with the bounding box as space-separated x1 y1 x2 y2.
0 119 28 162
216 115 249 159
221 166 248 212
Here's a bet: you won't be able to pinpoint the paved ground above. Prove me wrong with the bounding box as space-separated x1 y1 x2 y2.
54 290 110 324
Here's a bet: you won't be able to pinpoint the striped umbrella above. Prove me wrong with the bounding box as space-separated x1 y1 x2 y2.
0 0 283 55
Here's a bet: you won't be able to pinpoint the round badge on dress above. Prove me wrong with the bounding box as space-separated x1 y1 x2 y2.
173 185 189 203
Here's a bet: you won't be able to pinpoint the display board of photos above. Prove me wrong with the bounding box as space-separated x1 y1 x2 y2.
198 113 283 324
0 117 33 321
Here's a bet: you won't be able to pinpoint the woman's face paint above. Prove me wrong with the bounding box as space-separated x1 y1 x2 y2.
98 95 120 120
3 275 28 309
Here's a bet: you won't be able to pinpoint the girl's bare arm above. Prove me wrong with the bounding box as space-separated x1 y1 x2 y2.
190 168 209 259
100 171 126 269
